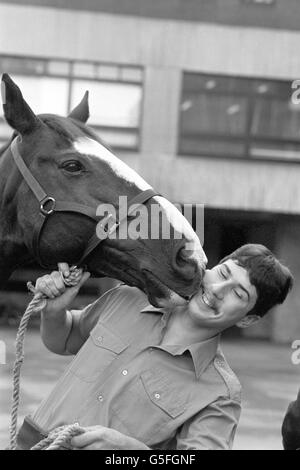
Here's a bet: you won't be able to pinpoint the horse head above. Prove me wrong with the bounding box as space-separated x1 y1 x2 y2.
0 73 207 307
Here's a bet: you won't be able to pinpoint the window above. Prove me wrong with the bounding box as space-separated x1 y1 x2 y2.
0 56 143 150
179 73 300 162
71 80 141 148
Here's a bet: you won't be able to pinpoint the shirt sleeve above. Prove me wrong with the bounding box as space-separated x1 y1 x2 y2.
282 389 300 450
175 398 241 450
69 285 123 345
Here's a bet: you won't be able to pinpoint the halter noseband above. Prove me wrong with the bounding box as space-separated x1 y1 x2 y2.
10 137 159 268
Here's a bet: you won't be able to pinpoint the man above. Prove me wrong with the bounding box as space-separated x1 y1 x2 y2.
282 390 300 450
17 244 293 450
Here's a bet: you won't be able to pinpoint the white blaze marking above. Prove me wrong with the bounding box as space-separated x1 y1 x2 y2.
70 137 207 268
155 197 207 268
73 137 151 191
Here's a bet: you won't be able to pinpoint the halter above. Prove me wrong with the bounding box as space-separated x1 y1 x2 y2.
10 137 159 269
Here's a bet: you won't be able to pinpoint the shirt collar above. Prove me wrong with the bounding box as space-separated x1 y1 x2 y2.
187 335 220 379
140 304 220 379
141 305 167 314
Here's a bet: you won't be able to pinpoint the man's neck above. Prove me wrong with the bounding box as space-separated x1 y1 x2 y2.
161 305 220 347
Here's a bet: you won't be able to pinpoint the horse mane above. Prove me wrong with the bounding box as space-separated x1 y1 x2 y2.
0 115 112 159
0 132 17 158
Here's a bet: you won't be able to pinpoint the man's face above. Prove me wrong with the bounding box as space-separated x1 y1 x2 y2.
188 259 258 329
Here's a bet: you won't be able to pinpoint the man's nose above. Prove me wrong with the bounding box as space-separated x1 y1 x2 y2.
210 281 233 300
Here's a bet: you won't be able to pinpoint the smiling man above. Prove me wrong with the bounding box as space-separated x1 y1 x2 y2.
17 244 293 450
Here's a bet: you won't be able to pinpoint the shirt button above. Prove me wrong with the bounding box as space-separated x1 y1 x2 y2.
98 395 104 402
122 370 128 376
154 393 161 400
97 336 103 343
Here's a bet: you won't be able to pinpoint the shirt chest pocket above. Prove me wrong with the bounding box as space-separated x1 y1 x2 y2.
68 322 129 383
141 370 186 418
112 368 187 443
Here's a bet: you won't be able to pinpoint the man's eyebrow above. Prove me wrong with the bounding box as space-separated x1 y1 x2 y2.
223 264 250 302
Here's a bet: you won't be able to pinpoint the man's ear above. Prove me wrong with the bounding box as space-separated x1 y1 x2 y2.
236 315 260 329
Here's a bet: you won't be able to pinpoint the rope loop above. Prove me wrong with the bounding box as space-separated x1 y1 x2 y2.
8 266 83 450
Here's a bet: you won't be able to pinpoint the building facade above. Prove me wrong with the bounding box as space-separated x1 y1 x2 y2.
0 0 300 341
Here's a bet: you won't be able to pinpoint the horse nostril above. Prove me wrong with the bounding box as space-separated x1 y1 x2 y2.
174 246 198 281
176 247 192 266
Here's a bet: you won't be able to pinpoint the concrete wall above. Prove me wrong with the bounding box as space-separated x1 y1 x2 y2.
2 4 300 78
2 0 300 32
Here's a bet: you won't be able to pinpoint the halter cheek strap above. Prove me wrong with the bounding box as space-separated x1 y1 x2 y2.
10 138 159 269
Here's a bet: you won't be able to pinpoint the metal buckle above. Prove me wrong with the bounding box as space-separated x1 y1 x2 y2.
40 197 56 216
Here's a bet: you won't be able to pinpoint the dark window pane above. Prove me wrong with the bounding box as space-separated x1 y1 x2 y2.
183 73 251 94
252 80 291 98
180 137 246 158
181 93 247 136
251 98 300 140
180 72 300 161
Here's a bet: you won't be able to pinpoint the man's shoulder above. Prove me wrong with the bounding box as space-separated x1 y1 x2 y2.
108 283 147 302
77 284 148 337
93 284 148 313
210 349 242 403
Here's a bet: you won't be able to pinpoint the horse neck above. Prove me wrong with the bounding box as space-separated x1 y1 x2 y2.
0 144 30 288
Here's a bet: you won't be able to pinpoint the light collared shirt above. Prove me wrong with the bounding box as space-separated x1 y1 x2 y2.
32 285 241 450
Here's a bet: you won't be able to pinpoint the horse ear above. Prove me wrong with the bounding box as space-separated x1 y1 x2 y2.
68 91 90 123
1 73 41 135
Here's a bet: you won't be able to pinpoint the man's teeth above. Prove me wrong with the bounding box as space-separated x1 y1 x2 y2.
202 292 214 309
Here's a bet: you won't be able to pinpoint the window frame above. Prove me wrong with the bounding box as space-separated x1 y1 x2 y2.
178 71 300 164
0 54 144 152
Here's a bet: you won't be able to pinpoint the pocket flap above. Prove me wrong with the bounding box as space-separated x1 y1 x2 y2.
140 369 186 418
90 322 128 354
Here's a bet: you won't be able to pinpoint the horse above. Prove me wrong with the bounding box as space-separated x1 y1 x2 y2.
0 73 207 307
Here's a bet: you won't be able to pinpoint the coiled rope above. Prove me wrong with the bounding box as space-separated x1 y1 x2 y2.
30 424 85 451
9 266 84 450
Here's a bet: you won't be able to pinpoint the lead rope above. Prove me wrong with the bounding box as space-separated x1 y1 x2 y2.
9 266 84 450
30 424 85 451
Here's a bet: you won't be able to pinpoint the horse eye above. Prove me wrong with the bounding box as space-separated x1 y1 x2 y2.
61 161 83 173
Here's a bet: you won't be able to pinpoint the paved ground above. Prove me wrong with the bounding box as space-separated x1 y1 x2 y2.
0 326 299 450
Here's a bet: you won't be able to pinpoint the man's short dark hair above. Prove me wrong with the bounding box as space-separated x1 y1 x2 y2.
220 244 293 318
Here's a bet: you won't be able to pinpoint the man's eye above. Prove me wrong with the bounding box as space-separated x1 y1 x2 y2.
61 161 84 173
234 290 242 300
220 269 227 279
